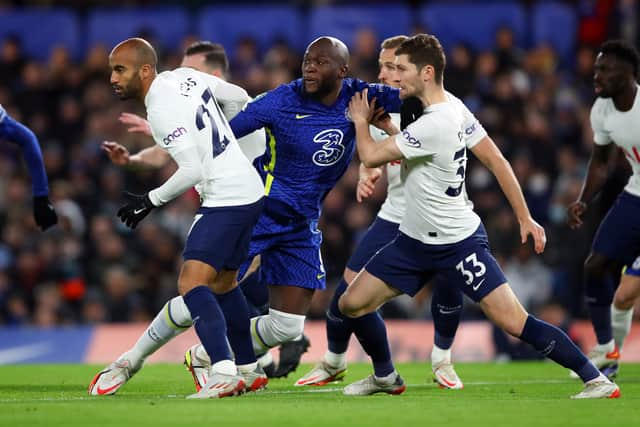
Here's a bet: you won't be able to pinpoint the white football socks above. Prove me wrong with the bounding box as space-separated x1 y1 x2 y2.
127 296 192 363
431 344 452 368
251 309 306 354
324 350 346 368
611 304 634 351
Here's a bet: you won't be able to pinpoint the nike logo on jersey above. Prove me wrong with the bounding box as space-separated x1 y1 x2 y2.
133 208 147 215
472 278 485 291
316 273 326 280
296 114 312 119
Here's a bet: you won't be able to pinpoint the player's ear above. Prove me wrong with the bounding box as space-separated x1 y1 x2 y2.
421 64 433 83
338 64 349 78
139 63 153 79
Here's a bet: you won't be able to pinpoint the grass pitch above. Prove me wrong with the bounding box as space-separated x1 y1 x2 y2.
0 362 638 427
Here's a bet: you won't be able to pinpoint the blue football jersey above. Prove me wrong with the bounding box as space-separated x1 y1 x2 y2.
231 78 400 220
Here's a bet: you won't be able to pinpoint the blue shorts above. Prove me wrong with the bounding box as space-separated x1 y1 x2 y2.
625 255 640 276
592 191 640 267
346 216 400 272
183 198 264 271
365 224 507 302
238 210 325 290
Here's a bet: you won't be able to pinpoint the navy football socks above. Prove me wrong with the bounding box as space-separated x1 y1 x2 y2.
216 286 255 365
326 280 352 354
239 268 270 317
585 275 615 344
183 285 232 364
431 281 462 350
520 315 600 382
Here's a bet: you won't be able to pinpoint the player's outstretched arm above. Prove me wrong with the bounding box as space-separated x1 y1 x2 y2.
471 136 546 254
119 113 152 136
102 141 171 168
566 144 613 229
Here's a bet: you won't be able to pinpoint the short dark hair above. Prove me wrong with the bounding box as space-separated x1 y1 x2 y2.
396 34 446 84
599 39 640 77
184 41 229 74
381 35 408 50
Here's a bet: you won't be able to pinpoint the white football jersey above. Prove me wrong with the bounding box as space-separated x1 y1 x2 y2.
591 85 640 197
394 93 487 244
0 103 6 123
145 67 263 207
370 113 405 224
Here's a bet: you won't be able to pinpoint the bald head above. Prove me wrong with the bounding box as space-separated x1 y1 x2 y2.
109 38 158 101
306 37 350 66
110 37 158 69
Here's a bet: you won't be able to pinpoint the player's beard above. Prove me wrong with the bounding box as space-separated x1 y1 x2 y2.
117 75 143 101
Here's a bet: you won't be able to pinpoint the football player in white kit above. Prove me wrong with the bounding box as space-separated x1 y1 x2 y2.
89 41 269 397
295 35 464 390
342 34 619 399
89 38 264 399
568 40 640 378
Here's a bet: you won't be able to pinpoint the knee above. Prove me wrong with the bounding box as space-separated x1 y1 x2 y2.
338 294 365 318
614 289 636 310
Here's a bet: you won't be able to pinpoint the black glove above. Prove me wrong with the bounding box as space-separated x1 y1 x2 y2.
117 191 155 229
400 96 425 130
33 195 58 231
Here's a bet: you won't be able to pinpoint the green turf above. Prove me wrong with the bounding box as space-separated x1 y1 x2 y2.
0 362 637 427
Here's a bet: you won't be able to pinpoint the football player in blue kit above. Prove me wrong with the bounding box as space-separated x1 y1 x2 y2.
0 104 57 230
184 36 404 384
342 33 620 399
295 35 465 390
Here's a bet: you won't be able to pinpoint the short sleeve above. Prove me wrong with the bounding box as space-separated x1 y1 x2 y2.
209 77 250 121
394 116 439 159
590 100 611 145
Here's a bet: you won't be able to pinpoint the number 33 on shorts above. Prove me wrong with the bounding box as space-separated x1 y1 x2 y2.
456 252 486 291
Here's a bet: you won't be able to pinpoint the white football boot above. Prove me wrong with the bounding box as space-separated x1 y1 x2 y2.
88 353 143 396
343 373 406 396
432 362 464 389
295 360 347 386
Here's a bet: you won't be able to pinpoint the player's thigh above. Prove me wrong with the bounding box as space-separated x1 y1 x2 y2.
345 217 400 280
268 285 315 315
339 270 402 318
614 262 640 309
178 259 218 295
479 283 528 337
211 268 239 294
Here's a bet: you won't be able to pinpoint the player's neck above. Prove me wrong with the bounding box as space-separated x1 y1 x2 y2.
313 82 342 106
420 84 447 107
140 72 158 102
612 82 637 112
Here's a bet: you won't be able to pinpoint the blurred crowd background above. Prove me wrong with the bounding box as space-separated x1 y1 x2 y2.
0 1 638 357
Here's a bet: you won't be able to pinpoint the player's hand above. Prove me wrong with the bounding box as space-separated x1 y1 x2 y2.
117 191 155 229
119 113 152 136
357 167 382 202
33 196 58 231
567 200 587 229
370 105 397 135
101 141 131 166
519 216 546 254
348 88 373 125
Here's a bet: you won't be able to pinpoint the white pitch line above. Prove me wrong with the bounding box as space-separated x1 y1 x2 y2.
0 379 591 402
